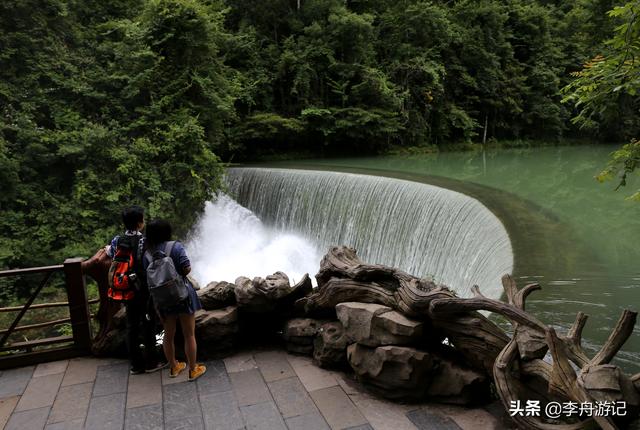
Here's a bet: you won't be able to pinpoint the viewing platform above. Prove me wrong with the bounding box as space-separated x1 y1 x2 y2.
0 347 504 430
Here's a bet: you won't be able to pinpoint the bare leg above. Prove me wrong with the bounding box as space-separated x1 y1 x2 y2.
162 315 178 369
179 313 197 371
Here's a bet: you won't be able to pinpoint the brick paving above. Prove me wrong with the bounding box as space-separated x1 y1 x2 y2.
0 348 501 430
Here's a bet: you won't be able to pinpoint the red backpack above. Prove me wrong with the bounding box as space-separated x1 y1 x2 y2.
107 235 142 301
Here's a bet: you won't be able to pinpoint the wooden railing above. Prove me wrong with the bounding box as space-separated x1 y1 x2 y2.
0 258 93 369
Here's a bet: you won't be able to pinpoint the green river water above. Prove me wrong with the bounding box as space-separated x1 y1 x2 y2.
267 145 640 374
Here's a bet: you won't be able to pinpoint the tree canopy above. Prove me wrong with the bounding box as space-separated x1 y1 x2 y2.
0 0 636 270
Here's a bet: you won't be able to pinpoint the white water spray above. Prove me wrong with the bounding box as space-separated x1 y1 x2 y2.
186 194 321 286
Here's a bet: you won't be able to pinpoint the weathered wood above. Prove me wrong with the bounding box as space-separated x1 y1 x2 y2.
305 246 508 374
307 247 640 428
591 309 637 366
81 247 119 354
64 258 92 354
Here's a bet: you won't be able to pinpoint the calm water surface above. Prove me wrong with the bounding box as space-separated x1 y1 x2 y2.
268 145 640 373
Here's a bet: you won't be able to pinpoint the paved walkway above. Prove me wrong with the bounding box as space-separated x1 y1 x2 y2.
0 348 502 430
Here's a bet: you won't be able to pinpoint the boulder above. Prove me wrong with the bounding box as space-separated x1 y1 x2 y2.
284 318 322 339
277 274 313 313
346 343 489 403
233 272 314 314
283 318 322 355
313 321 349 367
336 302 423 346
198 281 236 310
187 274 201 291
347 343 436 399
194 306 239 357
426 358 490 405
234 272 293 312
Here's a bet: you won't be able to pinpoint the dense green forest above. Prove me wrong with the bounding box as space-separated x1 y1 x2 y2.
1 0 639 272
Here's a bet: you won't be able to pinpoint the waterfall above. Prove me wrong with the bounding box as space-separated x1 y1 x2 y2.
186 194 322 287
219 168 514 299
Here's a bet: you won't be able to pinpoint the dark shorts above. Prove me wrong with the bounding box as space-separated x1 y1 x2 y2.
156 281 202 318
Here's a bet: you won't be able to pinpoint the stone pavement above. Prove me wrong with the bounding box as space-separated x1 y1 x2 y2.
0 348 502 430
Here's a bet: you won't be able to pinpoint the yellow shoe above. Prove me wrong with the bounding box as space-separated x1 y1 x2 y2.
188 364 207 382
169 361 186 378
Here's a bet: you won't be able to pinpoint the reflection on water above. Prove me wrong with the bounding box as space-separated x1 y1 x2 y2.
267 145 640 374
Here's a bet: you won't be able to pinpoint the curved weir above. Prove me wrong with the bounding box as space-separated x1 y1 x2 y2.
225 168 514 298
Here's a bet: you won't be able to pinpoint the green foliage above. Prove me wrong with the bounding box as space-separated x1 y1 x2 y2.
223 0 600 156
596 140 640 200
0 0 234 271
1 0 636 277
563 1 640 198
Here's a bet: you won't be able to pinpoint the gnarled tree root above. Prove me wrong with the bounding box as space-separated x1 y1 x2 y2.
303 246 639 429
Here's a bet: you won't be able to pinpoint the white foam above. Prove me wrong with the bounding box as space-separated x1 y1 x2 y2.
185 194 321 287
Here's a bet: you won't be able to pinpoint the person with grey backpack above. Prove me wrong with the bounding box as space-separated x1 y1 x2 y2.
143 219 207 381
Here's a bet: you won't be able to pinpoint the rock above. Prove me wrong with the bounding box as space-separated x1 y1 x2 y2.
346 343 490 403
194 306 239 357
426 359 490 405
195 306 238 329
336 302 423 346
198 281 236 310
582 365 640 407
313 321 348 367
235 272 313 313
515 326 547 361
337 302 390 343
283 318 322 355
292 273 313 297
187 274 201 291
277 274 313 313
284 318 322 338
347 343 436 399
235 272 291 312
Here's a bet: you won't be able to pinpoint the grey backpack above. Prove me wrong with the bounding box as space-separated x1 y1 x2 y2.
145 241 189 309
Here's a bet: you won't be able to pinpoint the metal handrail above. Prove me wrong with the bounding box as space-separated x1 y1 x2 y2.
0 258 92 369
0 270 58 347
0 298 100 313
0 317 71 335
0 265 64 278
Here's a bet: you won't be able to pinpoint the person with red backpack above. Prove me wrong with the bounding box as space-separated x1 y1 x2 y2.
107 206 166 375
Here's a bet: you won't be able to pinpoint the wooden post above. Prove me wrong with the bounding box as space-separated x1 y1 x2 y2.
64 258 92 354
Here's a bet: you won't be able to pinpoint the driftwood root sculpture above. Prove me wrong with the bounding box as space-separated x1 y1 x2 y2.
301 246 640 429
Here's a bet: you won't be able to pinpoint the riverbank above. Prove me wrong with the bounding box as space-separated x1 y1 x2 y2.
237 138 618 163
